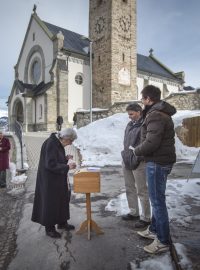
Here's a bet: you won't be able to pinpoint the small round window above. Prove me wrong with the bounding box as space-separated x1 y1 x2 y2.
75 73 83 85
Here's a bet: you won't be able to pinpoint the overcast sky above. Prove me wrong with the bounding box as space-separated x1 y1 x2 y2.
0 0 200 98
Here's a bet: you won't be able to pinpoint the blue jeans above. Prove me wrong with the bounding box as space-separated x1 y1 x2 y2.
146 162 172 245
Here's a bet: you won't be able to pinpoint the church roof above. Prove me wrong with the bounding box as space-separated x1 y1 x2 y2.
15 80 53 97
137 54 182 82
43 21 89 56
42 20 182 83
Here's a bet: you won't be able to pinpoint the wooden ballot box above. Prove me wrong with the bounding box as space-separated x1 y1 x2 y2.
73 168 103 239
74 168 100 193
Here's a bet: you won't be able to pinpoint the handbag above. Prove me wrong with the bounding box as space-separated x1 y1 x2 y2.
121 149 140 170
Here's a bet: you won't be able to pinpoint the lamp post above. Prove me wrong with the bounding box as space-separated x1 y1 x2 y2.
81 35 93 123
89 40 93 123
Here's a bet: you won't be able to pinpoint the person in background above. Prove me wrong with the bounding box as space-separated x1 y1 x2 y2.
56 115 63 131
0 130 11 188
135 85 176 254
73 112 77 126
121 103 151 228
31 128 77 238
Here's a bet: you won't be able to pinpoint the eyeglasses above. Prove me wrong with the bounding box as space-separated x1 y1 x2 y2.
140 97 149 101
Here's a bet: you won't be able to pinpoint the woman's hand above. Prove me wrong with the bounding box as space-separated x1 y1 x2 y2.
68 162 76 170
66 155 73 160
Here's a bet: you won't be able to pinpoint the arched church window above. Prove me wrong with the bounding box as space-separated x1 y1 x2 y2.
75 73 83 85
31 59 41 84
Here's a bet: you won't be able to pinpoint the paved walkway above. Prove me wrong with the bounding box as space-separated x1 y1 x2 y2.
6 133 153 270
1 132 199 270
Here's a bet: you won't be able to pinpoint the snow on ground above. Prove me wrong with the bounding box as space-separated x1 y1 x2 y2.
74 110 200 167
74 113 129 166
130 253 174 270
106 178 199 270
105 178 200 228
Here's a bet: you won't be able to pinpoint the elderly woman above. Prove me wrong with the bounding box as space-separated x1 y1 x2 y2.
0 130 11 188
31 128 77 238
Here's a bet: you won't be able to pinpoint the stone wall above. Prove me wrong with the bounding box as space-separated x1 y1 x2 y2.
76 91 200 128
164 91 200 110
76 100 141 128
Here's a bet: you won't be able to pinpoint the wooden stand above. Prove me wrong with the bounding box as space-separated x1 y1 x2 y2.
76 193 104 240
73 168 104 240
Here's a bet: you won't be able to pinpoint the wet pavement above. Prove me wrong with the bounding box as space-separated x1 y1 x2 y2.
0 133 199 270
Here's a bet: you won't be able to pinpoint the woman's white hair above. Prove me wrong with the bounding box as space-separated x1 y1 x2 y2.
58 128 77 141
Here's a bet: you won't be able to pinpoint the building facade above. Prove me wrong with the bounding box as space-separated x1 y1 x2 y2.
8 2 184 132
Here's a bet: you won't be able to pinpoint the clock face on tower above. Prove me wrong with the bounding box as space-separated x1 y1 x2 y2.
119 16 131 32
94 16 105 34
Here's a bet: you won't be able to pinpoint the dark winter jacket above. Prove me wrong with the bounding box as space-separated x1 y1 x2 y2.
0 137 10 171
121 117 143 170
31 133 70 227
134 101 176 165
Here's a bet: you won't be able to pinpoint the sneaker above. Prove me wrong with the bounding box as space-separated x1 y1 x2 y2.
122 214 139 221
144 238 169 254
134 220 150 229
137 226 156 239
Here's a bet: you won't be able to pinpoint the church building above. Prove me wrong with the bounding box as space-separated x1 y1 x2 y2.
8 1 184 132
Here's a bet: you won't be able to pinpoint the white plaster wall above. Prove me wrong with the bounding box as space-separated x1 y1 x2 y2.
166 84 179 94
136 77 144 99
17 17 53 83
31 95 45 123
68 59 90 122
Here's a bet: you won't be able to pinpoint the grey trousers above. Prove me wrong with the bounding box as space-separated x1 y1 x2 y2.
122 161 151 222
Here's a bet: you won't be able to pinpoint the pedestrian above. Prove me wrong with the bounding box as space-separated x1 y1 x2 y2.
73 112 77 126
0 130 11 188
56 115 63 131
121 103 151 228
31 128 77 238
135 85 176 254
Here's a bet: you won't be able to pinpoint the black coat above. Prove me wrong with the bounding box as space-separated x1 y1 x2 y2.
31 133 70 226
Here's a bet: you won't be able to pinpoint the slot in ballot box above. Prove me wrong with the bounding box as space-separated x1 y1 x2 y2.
73 168 103 240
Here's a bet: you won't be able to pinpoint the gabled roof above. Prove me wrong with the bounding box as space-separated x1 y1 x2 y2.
137 54 183 82
15 11 183 88
13 80 53 97
43 21 89 56
41 19 182 82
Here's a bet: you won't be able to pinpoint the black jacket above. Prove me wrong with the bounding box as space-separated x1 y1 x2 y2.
135 101 176 165
32 133 70 226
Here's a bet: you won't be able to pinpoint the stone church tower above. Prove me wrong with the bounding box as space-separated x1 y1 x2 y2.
89 0 137 108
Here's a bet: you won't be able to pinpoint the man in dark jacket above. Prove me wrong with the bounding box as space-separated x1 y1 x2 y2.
32 128 77 238
56 116 63 131
135 85 176 254
121 103 151 228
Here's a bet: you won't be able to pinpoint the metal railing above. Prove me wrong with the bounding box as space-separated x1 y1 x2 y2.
14 120 24 170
